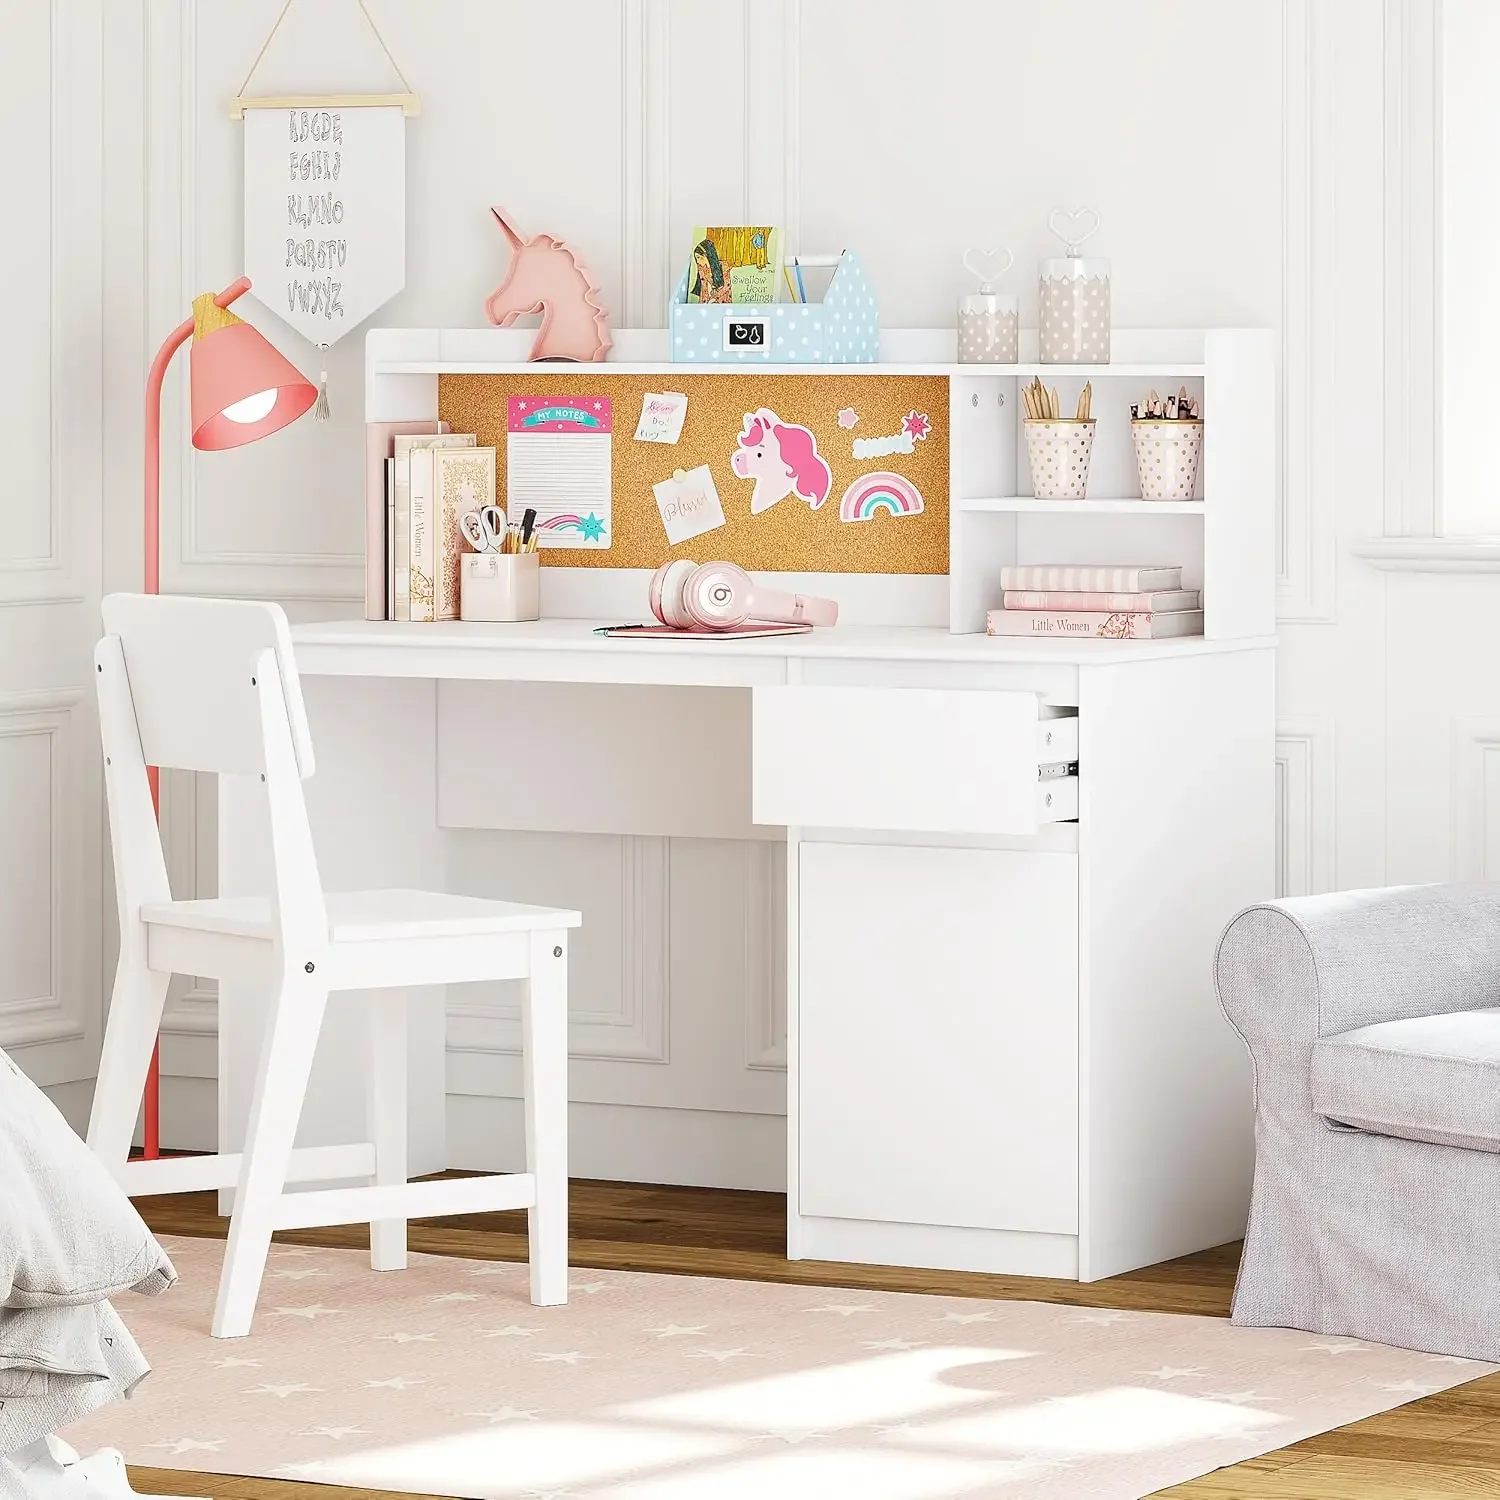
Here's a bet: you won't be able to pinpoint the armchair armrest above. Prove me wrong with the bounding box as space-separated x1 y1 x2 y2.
1216 884 1500 1050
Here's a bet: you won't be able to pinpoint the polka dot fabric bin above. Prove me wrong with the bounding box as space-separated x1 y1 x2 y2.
670 249 878 363
1025 420 1097 500
1132 420 1204 500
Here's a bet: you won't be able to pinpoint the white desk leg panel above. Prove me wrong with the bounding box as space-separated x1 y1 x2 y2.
218 674 448 1207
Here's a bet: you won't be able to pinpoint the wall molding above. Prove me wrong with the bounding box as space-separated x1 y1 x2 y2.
0 691 87 1050
448 835 671 1063
1451 720 1500 880
743 841 786 1071
621 0 671 327
1381 0 1440 541
0 0 94 608
1276 717 1336 897
1277 0 1336 622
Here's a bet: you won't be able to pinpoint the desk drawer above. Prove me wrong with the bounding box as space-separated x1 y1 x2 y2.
752 685 1075 834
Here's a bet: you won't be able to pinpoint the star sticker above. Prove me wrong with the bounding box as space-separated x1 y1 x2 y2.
689 1348 757 1362
305 1426 368 1440
647 1324 707 1338
578 513 606 542
807 1303 879 1316
432 1292 480 1304
211 1356 262 1368
535 1351 595 1364
267 1267 329 1281
375 1331 437 1344
246 1382 321 1398
901 409 932 441
939 1310 997 1324
478 1325 541 1338
366 1376 426 1390
593 401 604 411
150 1438 224 1455
1137 1366 1207 1381
271 1305 342 1319
1376 1379 1443 1395
836 407 859 429
1067 1309 1135 1325
863 1338 926 1351
466 1407 541 1424
1302 1341 1371 1355
570 1280 609 1295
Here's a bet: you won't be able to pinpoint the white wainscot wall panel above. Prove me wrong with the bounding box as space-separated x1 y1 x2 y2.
0 693 87 1052
1451 724 1500 882
1275 718 1335 898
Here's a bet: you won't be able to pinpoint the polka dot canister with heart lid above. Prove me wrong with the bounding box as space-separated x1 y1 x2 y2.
1039 206 1111 365
957 247 1018 364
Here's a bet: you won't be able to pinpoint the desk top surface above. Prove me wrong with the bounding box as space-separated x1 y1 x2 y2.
291 618 1275 686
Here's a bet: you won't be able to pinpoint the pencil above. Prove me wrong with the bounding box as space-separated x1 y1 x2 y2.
783 265 799 302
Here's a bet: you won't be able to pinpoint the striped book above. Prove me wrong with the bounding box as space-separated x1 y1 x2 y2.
998 565 1182 593
1002 589 1200 613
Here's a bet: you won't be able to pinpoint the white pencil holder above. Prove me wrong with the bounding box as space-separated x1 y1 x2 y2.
460 551 541 622
1024 419 1096 500
1132 420 1204 500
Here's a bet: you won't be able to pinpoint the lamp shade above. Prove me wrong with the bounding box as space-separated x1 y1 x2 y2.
188 294 318 451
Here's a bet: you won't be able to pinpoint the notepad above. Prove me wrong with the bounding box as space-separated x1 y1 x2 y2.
506 396 613 548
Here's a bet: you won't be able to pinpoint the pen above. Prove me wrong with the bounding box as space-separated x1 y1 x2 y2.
792 256 807 305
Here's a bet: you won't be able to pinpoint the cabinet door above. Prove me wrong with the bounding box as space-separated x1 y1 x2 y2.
798 843 1078 1233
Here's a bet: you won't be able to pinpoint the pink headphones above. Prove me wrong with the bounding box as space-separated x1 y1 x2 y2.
649 560 839 631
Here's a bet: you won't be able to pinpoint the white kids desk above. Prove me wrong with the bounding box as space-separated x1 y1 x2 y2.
218 327 1275 1283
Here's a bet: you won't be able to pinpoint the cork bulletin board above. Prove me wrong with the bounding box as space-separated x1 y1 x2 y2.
438 373 949 574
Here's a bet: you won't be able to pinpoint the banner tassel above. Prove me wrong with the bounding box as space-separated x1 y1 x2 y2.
313 346 330 421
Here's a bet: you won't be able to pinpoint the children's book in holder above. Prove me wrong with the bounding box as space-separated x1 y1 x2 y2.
670 249 878 365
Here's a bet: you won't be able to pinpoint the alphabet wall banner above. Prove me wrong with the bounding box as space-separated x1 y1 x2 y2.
243 104 407 351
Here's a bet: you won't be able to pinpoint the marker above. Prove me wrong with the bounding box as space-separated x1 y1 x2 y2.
520 507 537 547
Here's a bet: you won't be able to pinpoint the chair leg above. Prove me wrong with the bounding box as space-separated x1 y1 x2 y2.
211 972 329 1339
368 989 408 1272
87 957 170 1170
522 930 569 1307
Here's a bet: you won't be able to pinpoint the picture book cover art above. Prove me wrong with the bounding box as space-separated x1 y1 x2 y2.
438 372 949 575
505 396 613 548
687 226 783 304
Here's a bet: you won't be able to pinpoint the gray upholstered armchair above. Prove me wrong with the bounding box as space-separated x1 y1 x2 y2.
1215 884 1500 1362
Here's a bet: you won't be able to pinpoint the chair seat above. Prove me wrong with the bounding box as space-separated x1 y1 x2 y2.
1312 1006 1500 1152
141 888 582 943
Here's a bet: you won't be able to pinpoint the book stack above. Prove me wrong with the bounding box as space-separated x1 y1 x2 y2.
987 566 1203 640
365 424 498 622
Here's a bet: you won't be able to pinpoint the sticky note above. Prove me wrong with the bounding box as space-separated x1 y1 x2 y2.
653 464 726 545
634 391 688 444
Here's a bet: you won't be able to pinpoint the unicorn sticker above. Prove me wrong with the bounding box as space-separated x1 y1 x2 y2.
730 408 833 514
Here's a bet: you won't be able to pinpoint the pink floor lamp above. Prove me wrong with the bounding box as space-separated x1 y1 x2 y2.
140 276 317 1159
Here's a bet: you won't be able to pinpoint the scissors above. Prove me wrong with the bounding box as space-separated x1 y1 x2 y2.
460 505 506 553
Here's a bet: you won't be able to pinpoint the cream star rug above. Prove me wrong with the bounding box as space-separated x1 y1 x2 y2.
62 1235 1491 1500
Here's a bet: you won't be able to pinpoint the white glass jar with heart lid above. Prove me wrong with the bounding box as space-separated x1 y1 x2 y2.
1039 207 1111 365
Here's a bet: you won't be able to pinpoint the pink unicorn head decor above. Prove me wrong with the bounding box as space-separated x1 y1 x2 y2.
484 207 613 363
730 408 833 515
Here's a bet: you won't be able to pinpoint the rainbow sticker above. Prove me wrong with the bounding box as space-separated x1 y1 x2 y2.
536 512 608 542
838 471 925 523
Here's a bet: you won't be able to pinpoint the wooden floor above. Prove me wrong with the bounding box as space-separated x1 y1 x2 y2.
125 1179 1500 1500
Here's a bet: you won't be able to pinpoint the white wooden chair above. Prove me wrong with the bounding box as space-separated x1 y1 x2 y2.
88 594 578 1338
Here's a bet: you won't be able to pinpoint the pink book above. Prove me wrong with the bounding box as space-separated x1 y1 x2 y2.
987 608 1204 640
1002 589 1200 613
364 420 447 620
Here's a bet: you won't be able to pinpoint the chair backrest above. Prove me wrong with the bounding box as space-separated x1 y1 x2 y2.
97 594 326 957
99 594 314 778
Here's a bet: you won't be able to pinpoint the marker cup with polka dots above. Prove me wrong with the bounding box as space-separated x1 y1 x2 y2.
1132 419 1204 500
1025 419 1097 500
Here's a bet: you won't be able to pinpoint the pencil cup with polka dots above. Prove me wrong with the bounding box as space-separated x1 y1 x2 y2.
1024 419 1097 500
1132 419 1204 500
